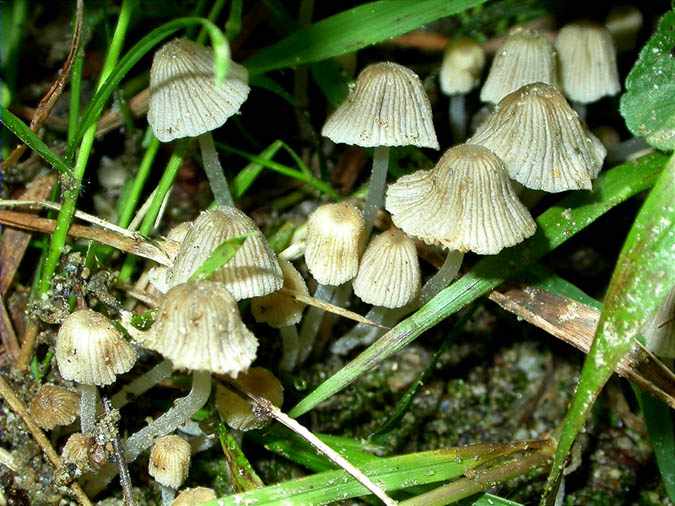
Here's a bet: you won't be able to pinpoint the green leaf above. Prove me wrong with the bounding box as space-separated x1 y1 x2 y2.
72 17 229 153
289 152 669 418
0 108 72 175
542 153 675 504
188 234 250 282
620 8 675 150
245 0 485 74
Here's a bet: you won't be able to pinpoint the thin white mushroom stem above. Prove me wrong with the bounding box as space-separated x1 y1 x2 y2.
124 371 212 462
419 250 464 305
280 325 300 371
297 283 336 364
363 145 390 234
449 94 467 143
160 485 175 506
79 384 98 434
111 359 174 409
198 132 234 207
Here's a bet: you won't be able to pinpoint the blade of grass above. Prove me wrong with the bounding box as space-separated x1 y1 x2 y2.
289 152 669 418
231 140 285 198
542 154 675 504
188 234 251 282
245 0 486 74
217 422 263 491
225 0 243 41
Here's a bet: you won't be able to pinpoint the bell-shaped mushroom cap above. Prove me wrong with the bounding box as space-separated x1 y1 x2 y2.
143 281 257 376
480 28 559 104
149 435 192 489
168 206 282 300
556 22 620 104
215 367 283 431
305 202 366 285
353 228 421 308
30 384 80 430
148 38 250 142
469 82 606 192
251 259 308 328
56 309 136 386
172 487 216 506
61 433 95 470
388 144 536 254
149 222 194 294
439 38 486 95
644 286 675 359
321 62 439 149
605 6 643 52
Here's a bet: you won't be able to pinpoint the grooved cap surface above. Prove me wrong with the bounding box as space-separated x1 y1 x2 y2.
30 384 80 430
440 38 486 95
251 259 308 328
149 435 192 489
172 487 217 505
148 38 250 142
322 62 439 148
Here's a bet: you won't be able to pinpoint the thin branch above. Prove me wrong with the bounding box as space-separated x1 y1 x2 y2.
0 374 92 506
0 298 19 360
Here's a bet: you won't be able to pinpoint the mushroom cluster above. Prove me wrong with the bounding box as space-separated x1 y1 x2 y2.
41 18 622 500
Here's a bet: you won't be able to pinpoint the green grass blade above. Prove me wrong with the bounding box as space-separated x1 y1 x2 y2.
232 140 286 198
0 108 71 175
71 17 229 152
206 445 511 506
469 494 523 506
289 152 669 418
188 234 250 282
245 0 485 74
520 264 601 310
220 143 339 198
542 154 675 504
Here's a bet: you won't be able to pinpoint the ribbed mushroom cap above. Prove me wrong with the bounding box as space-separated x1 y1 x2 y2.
469 82 606 192
387 144 536 254
439 38 486 95
304 202 366 285
148 38 250 142
556 22 620 104
149 435 192 489
353 228 421 308
168 206 282 300
142 281 257 376
56 309 136 386
215 367 283 431
480 28 559 104
251 259 308 328
30 384 80 430
172 487 216 506
61 433 95 471
321 62 439 149
644 287 675 359
149 222 194 294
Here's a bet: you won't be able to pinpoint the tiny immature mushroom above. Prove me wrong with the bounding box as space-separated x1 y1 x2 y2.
122 280 257 462
172 487 216 506
439 37 486 142
61 432 98 478
299 201 367 361
148 38 250 207
469 82 607 192
166 206 283 300
556 21 620 114
215 367 284 431
322 62 438 233
251 258 308 371
30 383 80 431
149 434 192 506
480 27 559 104
55 309 136 434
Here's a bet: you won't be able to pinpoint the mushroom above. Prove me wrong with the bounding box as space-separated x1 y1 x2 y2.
469 82 606 192
122 280 257 462
172 487 216 506
439 37 485 142
55 309 136 434
148 38 250 207
556 21 620 117
322 62 438 233
215 367 283 431
605 6 643 52
251 258 308 371
149 434 192 505
165 206 283 300
61 432 98 477
30 383 80 431
298 201 367 362
480 27 559 104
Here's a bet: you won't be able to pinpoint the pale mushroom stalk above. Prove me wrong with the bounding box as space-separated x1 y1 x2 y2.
79 384 98 434
363 146 390 234
297 284 336 364
449 95 467 143
419 250 465 303
279 325 300 371
111 358 174 409
198 132 234 207
124 370 212 462
160 486 175 506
